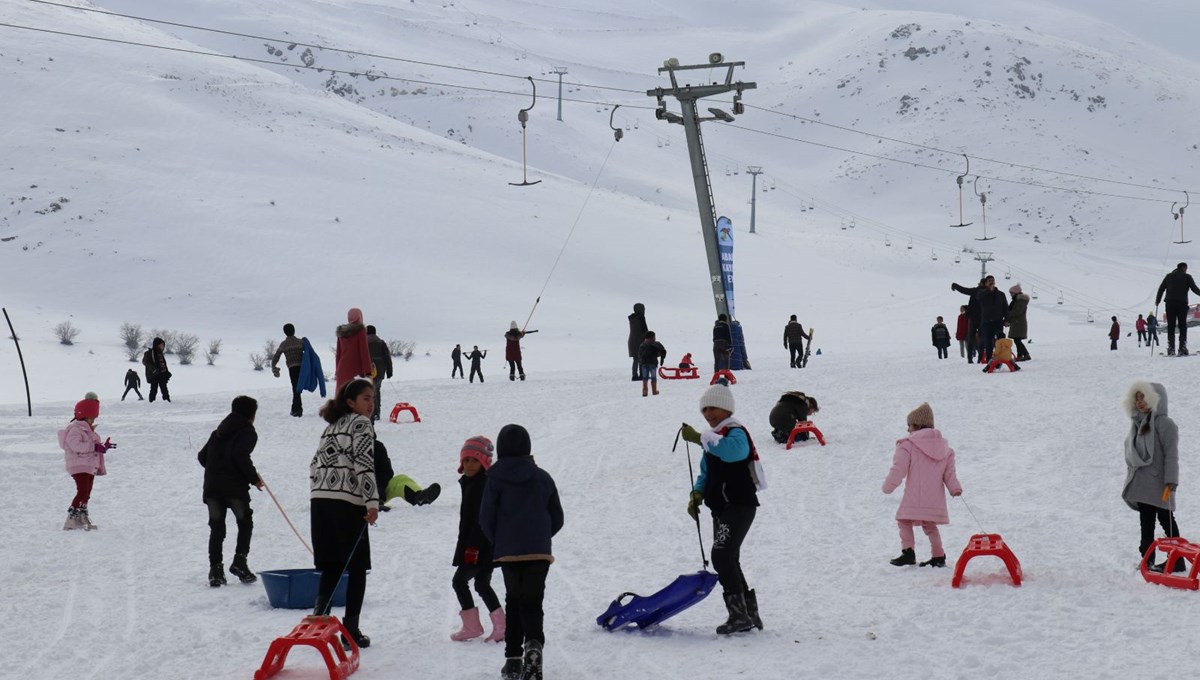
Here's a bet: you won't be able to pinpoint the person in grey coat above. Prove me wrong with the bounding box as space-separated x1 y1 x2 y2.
1122 380 1183 572
1006 285 1031 361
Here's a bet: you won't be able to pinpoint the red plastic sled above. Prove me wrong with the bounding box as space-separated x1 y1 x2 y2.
785 421 825 448
658 366 700 380
388 402 421 423
1140 537 1200 590
709 370 737 385
254 615 360 680
952 533 1022 588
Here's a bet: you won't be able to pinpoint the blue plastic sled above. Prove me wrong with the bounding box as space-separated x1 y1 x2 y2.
596 570 719 631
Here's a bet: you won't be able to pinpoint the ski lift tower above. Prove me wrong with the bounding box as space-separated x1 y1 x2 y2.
974 251 995 279
747 166 763 234
647 54 756 320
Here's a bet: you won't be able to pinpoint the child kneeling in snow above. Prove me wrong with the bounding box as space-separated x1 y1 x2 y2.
984 331 1021 373
681 383 764 634
59 392 116 530
450 436 506 642
882 403 962 567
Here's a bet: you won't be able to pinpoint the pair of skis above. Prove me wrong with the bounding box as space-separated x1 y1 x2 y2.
802 328 815 367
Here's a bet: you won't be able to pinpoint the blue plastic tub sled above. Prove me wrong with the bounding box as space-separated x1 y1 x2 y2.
260 569 349 609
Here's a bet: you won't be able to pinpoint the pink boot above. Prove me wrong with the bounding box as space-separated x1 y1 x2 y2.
484 607 506 643
451 608 484 641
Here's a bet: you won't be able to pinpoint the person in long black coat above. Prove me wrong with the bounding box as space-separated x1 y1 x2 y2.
627 303 648 381
951 279 985 364
713 314 734 372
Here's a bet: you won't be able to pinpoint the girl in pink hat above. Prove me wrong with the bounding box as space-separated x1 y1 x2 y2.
58 392 116 530
450 436 505 643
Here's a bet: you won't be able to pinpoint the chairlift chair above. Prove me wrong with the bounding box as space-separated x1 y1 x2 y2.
509 77 542 187
1005 268 1012 280
950 154 974 228
885 236 891 246
907 237 913 250
931 249 939 261
954 254 961 264
840 219 847 231
1057 292 1064 305
1031 288 1039 300
974 177 996 241
849 218 856 229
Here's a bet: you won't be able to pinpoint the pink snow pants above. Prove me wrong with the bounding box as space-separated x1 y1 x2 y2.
898 520 944 557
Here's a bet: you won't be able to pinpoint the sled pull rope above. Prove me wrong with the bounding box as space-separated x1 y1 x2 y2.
263 477 315 556
674 425 710 570
957 495 986 535
521 137 620 331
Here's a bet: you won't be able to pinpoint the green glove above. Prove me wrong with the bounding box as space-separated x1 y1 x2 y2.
687 490 704 520
681 423 701 444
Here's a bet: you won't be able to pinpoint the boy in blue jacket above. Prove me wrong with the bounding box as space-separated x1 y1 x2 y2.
480 424 564 680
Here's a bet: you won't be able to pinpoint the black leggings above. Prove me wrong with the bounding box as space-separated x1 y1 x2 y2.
452 565 501 612
1138 502 1180 558
711 504 756 593
500 560 550 659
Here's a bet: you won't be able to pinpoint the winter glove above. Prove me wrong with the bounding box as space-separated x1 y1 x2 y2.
464 546 479 565
687 491 704 520
272 366 281 378
94 442 107 454
104 437 116 450
370 365 378 379
1163 485 1177 502
680 423 701 444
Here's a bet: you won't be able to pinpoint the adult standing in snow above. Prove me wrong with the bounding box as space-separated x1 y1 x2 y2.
335 308 373 394
121 368 143 401
479 424 564 680
931 316 951 359
1147 312 1160 348
1155 262 1200 356
955 306 970 360
1007 284 1031 361
627 303 648 382
467 345 487 383
505 322 534 382
712 314 734 372
975 276 1009 366
681 384 762 635
142 337 171 403
783 315 810 368
271 323 305 417
1136 314 1147 347
1122 381 1184 572
198 395 262 587
451 344 465 379
950 279 985 364
366 325 393 422
1110 316 1121 351
310 379 378 649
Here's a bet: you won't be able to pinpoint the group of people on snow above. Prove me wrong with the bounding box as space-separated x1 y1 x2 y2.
945 276 1029 372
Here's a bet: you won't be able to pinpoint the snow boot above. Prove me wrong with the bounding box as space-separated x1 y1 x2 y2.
520 639 543 680
63 507 83 531
631 374 640 382
890 548 916 566
208 562 227 588
312 594 331 617
501 658 523 680
919 555 947 568
484 607 506 643
642 383 648 397
229 553 257 584
451 608 485 641
652 384 660 396
78 506 97 531
743 589 763 631
342 615 370 649
1181 341 1190 356
416 483 441 506
519 373 526 381
1168 338 1176 356
1150 558 1189 574
715 590 754 635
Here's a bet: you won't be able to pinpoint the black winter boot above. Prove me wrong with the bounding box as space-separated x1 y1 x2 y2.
416 483 441 506
208 563 227 587
501 658 523 680
743 588 763 630
229 553 257 584
890 548 916 566
520 639 543 680
715 591 754 635
312 594 331 617
919 556 947 568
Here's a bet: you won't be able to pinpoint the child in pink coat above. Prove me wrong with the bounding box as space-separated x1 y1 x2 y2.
59 392 117 530
882 402 962 567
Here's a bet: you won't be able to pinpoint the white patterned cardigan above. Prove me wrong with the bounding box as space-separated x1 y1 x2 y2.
310 413 379 509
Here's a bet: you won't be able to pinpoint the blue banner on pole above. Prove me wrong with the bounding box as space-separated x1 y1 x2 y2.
716 216 735 318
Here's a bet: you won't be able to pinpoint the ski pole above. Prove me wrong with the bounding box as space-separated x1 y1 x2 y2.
674 425 709 570
262 477 315 556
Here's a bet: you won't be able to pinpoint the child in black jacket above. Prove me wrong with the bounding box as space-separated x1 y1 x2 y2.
197 396 262 587
121 368 143 401
450 436 505 643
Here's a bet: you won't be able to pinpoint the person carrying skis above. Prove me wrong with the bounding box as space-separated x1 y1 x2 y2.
142 337 171 402
271 323 305 417
1110 316 1121 351
712 314 734 372
466 345 487 383
198 395 262 587
681 383 763 635
480 424 564 680
931 316 951 359
59 392 116 530
627 303 648 381
1121 381 1184 572
638 331 667 397
449 436 505 643
1155 262 1200 355
121 368 143 401
451 344 465 379
505 322 536 381
882 402 962 567
783 315 810 368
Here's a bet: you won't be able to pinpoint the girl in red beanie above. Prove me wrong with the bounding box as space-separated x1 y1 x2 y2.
450 436 505 643
58 392 116 530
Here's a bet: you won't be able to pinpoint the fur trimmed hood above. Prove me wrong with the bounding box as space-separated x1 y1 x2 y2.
336 322 365 339
1122 380 1167 418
